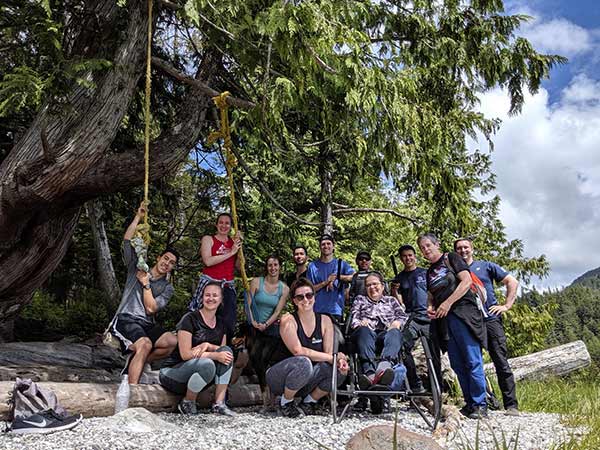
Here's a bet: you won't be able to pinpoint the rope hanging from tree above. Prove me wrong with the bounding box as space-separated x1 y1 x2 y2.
131 0 153 272
208 91 250 292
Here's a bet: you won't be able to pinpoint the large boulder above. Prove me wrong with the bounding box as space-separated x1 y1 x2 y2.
347 425 443 450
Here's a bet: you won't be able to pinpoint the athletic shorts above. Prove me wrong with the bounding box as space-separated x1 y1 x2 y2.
114 314 166 354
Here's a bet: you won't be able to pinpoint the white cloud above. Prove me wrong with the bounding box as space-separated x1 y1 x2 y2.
519 18 592 57
472 74 600 289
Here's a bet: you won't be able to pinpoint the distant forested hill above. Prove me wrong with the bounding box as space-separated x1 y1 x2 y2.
571 267 600 290
528 268 600 364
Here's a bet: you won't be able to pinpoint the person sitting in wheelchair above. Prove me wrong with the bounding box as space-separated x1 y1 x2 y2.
351 272 408 389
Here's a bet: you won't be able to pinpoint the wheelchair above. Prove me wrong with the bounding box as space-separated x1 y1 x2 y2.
329 317 443 430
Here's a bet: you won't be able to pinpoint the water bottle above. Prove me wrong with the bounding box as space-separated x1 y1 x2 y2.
114 375 130 414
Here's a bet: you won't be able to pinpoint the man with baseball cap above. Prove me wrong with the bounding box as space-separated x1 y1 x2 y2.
306 234 354 322
348 251 373 304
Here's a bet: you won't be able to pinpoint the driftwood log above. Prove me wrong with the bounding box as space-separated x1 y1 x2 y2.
484 340 591 381
0 380 263 420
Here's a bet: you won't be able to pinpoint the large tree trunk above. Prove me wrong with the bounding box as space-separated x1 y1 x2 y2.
319 162 334 235
0 1 216 336
86 199 120 308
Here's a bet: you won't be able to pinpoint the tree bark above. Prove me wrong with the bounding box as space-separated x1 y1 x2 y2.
86 199 120 309
0 1 219 333
319 161 334 235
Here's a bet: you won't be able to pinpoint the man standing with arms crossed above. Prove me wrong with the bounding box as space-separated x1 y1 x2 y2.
306 235 354 323
391 245 430 394
454 237 520 416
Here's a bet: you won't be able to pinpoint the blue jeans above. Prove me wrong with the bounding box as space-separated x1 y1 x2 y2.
446 313 486 408
353 326 403 375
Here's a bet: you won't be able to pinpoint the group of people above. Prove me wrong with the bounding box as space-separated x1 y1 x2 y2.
109 203 520 421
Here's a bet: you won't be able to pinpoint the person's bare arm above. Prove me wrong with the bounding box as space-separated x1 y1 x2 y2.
124 203 146 240
489 274 519 315
435 271 471 318
200 235 239 267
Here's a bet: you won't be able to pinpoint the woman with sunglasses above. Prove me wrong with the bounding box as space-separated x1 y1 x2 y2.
265 278 349 417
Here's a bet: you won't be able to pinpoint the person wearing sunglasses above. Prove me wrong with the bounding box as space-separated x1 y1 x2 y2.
265 278 349 417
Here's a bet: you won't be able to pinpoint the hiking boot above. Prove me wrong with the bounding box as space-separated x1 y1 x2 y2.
468 405 488 420
278 401 304 418
358 373 374 391
459 404 473 417
352 397 369 412
211 403 237 417
10 409 82 435
373 368 394 386
410 384 427 395
505 407 520 417
178 399 197 415
299 401 319 416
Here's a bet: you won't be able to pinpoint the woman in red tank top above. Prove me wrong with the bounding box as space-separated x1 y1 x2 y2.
189 213 242 342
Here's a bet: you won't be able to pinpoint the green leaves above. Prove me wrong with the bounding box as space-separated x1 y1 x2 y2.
0 67 45 117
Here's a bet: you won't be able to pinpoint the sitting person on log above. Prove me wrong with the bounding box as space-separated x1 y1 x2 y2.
351 271 408 389
159 281 236 416
112 203 178 384
265 278 349 417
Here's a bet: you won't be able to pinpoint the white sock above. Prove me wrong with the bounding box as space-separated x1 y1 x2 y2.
280 396 294 406
303 394 318 404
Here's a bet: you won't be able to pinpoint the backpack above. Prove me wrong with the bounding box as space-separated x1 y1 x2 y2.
443 254 488 318
8 378 68 421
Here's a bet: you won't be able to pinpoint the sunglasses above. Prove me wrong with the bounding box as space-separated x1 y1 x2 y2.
293 292 315 302
357 256 370 262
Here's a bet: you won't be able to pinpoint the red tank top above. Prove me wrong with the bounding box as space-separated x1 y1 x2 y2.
203 236 235 280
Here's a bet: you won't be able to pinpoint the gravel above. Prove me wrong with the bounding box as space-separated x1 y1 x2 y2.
0 404 585 450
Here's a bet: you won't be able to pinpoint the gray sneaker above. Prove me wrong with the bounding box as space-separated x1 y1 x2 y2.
505 407 520 416
178 399 198 415
212 403 237 417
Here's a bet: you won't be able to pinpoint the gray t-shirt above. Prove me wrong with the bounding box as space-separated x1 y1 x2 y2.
117 240 174 325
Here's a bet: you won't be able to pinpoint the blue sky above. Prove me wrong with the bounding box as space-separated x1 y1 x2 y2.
470 0 600 289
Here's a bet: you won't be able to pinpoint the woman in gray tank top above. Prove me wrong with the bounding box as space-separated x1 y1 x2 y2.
265 278 349 417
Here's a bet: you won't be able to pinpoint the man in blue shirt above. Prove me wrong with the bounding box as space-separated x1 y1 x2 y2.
454 238 520 416
391 245 430 394
306 234 354 322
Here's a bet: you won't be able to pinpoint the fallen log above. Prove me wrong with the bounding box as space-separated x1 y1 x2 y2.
0 380 263 420
484 340 591 381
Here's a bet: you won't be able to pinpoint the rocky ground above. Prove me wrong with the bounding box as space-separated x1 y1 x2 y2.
0 404 585 450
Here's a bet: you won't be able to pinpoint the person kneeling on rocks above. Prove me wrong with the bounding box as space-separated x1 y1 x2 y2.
265 278 349 417
351 272 408 389
159 282 236 417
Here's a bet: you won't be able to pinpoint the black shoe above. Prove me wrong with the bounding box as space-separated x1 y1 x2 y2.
468 405 488 420
278 401 304 418
352 397 369 411
299 401 319 416
373 368 394 386
10 410 82 435
410 385 427 395
358 374 373 391
370 396 384 414
459 404 473 417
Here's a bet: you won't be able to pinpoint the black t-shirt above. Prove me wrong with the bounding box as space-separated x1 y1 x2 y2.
285 269 307 287
161 311 225 367
426 252 475 308
349 271 370 302
426 252 486 349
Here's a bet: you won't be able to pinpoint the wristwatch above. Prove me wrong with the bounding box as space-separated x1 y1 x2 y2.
143 284 151 290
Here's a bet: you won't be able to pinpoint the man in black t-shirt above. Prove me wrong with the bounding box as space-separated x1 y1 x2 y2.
348 251 372 304
391 245 429 393
285 245 308 287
